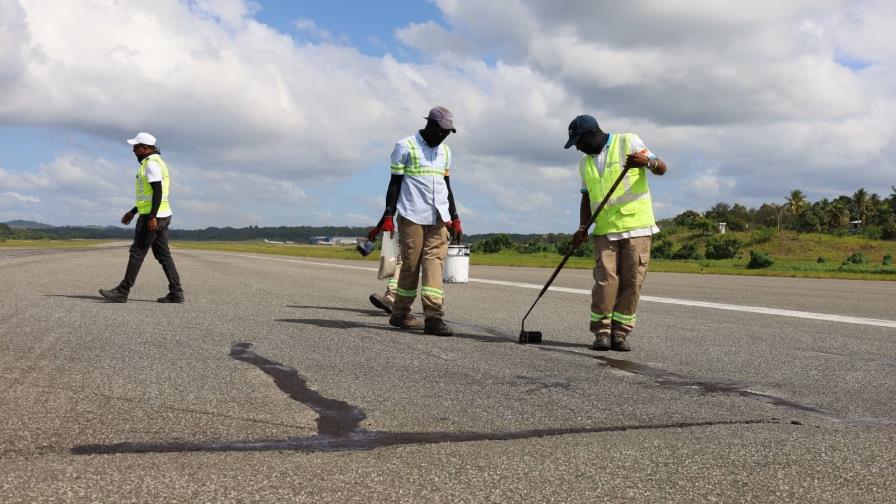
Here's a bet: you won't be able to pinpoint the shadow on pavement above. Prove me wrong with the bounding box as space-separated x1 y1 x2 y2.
285 305 384 317
44 294 155 303
275 311 592 350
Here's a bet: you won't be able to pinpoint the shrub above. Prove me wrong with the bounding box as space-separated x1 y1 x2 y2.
750 227 776 245
704 236 742 260
862 225 883 241
844 252 868 265
747 250 773 269
473 234 513 253
554 235 593 257
651 239 674 259
515 240 550 254
884 254 893 266
671 242 700 260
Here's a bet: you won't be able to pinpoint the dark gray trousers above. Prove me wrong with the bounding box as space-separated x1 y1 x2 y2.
118 215 182 295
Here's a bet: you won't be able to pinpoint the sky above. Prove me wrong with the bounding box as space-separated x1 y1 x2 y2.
0 0 894 232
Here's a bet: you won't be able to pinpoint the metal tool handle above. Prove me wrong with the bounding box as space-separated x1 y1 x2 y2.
520 164 633 330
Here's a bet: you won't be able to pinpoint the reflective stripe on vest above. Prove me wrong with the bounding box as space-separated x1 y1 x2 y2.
579 133 656 235
403 138 450 177
135 154 171 215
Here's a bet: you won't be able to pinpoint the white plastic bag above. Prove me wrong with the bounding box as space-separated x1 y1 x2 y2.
377 232 399 280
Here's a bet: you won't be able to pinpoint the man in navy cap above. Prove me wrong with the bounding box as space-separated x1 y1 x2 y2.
566 115 667 351
368 106 462 336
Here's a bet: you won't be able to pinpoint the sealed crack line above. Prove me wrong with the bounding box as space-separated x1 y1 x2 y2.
70 343 780 456
447 320 896 428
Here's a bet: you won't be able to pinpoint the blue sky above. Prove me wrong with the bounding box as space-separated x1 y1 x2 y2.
1 0 893 231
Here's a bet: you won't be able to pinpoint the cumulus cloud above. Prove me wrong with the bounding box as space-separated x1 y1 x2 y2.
0 0 893 232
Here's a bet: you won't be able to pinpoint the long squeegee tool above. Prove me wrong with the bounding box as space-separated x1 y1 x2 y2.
518 164 633 344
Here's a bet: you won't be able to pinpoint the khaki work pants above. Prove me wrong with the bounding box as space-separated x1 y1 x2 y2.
590 235 651 336
391 216 450 319
385 254 402 297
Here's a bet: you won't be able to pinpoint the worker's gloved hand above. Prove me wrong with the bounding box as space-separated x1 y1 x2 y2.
570 225 588 250
447 218 462 239
366 225 381 242
381 215 395 238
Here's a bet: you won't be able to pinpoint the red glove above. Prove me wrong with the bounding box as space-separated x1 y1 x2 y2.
448 218 462 237
366 225 381 242
381 215 395 238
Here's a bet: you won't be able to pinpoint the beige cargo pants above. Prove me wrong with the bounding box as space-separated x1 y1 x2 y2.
590 235 651 336
391 216 450 319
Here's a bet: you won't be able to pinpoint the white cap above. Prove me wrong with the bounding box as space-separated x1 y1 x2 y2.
126 132 157 146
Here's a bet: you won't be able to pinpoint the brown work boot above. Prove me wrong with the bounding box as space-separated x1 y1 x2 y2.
389 313 423 330
369 292 394 314
592 330 611 351
423 318 453 336
611 331 632 352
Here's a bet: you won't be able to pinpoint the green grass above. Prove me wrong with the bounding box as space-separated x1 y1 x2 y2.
9 234 888 281
0 239 115 249
173 241 378 261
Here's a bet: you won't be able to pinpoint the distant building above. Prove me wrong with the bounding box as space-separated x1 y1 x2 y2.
309 236 363 246
718 222 727 234
848 220 862 234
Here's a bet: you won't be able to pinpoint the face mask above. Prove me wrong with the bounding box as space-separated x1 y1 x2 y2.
421 121 451 147
578 130 608 155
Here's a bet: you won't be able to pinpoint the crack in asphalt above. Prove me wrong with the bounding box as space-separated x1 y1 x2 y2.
70 343 780 456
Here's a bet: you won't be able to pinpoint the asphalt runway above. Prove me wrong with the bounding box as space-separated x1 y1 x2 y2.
1 244 894 503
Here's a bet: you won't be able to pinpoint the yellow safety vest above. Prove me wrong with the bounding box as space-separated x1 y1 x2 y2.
135 154 171 215
579 133 655 235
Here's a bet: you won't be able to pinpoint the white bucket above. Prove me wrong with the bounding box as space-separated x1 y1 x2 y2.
443 244 471 283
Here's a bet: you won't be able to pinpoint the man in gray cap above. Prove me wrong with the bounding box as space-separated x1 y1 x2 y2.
100 132 184 304
368 106 462 336
565 115 667 351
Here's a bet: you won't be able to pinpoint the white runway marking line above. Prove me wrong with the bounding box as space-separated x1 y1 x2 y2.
228 253 896 329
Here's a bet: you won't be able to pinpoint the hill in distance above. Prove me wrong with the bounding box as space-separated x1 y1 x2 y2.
2 220 55 229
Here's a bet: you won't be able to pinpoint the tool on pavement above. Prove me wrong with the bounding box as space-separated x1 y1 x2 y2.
518 164 633 344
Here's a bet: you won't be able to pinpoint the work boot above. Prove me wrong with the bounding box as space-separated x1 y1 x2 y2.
157 292 185 303
611 331 632 352
389 313 423 330
368 292 394 314
592 331 611 351
99 287 128 303
423 318 453 336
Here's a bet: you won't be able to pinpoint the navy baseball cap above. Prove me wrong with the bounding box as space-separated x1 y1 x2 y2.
564 114 599 149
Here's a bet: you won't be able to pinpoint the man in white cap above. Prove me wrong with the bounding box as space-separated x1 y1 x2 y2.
99 132 184 303
368 106 462 336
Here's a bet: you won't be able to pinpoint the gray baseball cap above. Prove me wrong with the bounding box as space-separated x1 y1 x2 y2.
424 106 456 132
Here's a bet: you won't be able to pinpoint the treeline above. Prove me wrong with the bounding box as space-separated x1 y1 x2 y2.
677 187 896 240
0 223 49 240
1 224 372 242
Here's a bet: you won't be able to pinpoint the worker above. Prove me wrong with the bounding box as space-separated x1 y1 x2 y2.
100 132 184 304
368 106 462 336
566 115 667 351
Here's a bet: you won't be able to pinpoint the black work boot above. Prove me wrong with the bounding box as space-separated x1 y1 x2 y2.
611 331 632 352
592 331 611 351
423 318 453 336
157 292 185 303
99 287 128 303
368 292 394 314
389 313 423 330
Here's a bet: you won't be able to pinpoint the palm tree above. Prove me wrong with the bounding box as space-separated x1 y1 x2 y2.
786 189 808 216
830 201 850 229
852 188 869 223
